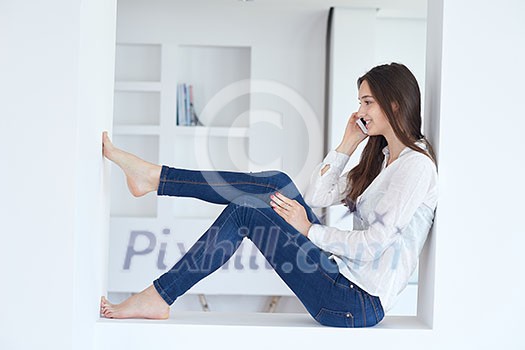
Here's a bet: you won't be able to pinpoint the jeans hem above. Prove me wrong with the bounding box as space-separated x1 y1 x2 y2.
157 165 168 195
153 279 175 306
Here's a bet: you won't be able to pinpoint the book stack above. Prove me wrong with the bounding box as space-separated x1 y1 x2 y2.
177 83 204 126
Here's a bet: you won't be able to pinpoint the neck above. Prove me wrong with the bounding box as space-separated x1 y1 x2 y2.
384 132 406 164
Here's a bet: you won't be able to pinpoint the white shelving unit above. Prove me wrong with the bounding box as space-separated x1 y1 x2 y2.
111 43 252 218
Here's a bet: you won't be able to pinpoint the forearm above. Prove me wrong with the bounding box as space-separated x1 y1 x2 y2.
304 149 351 207
335 139 360 157
299 221 313 237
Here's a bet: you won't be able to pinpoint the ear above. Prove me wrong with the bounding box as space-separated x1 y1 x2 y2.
391 101 399 112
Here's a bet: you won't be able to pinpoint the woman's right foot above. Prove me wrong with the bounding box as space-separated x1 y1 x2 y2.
100 285 170 320
102 131 162 197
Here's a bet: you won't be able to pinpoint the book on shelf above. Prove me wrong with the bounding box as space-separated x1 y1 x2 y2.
176 83 204 126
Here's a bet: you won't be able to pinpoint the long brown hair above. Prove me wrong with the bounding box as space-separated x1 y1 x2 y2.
343 63 436 212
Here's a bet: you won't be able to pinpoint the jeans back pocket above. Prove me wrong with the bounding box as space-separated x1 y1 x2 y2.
314 308 354 328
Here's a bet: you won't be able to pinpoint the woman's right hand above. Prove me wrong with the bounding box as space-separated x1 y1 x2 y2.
336 112 368 155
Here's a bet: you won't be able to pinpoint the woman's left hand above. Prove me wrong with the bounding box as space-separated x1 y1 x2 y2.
270 192 312 237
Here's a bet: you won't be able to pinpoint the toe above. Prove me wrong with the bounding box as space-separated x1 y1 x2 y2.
101 296 110 307
103 132 112 145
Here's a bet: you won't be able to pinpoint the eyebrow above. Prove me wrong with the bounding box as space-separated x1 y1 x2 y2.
358 95 374 100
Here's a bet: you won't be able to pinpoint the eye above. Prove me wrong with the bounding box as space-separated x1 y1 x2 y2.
358 99 373 106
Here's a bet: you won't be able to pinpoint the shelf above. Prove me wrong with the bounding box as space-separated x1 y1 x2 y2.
115 43 161 81
115 81 161 92
113 90 160 126
174 126 249 138
114 125 160 135
177 45 251 127
113 125 249 137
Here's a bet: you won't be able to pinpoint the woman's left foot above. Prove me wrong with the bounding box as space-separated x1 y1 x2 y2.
100 285 170 319
102 131 161 197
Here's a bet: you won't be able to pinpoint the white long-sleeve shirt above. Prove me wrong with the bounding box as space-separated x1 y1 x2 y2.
304 141 438 311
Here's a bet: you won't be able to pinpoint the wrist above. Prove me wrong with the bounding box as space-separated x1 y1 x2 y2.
302 222 313 237
336 141 359 155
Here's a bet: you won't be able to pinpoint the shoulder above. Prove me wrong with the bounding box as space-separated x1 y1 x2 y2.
396 149 438 180
406 149 436 168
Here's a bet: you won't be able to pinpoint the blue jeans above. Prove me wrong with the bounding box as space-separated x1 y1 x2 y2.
153 166 385 327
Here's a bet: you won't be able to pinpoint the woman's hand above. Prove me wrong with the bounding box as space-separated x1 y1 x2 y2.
270 192 312 237
336 112 369 155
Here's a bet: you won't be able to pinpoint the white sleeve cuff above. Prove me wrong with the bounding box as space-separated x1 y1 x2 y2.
307 224 327 247
322 150 350 172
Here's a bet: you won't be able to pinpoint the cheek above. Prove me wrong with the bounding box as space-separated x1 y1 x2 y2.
374 110 388 123
372 111 390 131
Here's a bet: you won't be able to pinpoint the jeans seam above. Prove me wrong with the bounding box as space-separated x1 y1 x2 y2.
368 295 380 324
160 178 166 194
314 308 354 328
333 275 351 290
158 166 167 195
159 179 282 192
357 288 366 327
160 205 241 298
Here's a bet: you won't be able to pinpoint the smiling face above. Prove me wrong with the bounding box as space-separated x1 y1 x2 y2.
357 80 393 138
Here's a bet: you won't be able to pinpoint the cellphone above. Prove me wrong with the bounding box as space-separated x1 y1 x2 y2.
356 117 368 134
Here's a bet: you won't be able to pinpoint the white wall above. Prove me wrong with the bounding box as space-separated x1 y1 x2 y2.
0 0 116 349
73 1 117 349
430 0 525 347
0 1 79 348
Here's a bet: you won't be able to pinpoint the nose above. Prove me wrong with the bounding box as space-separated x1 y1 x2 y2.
357 104 366 117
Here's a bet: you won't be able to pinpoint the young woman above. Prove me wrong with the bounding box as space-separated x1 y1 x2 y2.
100 62 438 328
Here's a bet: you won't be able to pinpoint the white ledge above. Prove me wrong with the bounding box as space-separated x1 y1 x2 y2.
95 312 432 350
97 311 430 330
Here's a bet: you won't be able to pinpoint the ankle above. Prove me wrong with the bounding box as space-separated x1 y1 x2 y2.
149 165 162 191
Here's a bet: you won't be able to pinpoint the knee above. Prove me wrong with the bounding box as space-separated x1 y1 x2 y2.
259 170 293 192
256 170 292 186
272 170 293 186
271 171 301 198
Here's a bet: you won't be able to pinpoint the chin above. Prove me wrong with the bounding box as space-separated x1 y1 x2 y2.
367 129 383 137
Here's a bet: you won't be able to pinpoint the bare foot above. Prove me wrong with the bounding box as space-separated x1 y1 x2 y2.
102 131 161 197
100 285 170 319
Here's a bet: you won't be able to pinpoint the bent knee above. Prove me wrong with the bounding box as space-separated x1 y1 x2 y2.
267 171 298 194
272 170 291 182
